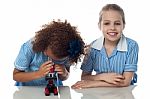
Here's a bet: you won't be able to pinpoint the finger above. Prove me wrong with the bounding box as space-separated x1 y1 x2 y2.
54 65 61 70
44 63 54 69
71 85 79 89
41 62 53 69
55 65 65 72
42 61 52 66
42 64 50 70
116 75 125 79
57 71 63 75
71 84 82 89
54 64 63 69
113 81 121 85
43 71 50 76
113 78 124 85
114 78 124 82
116 79 124 84
42 63 54 72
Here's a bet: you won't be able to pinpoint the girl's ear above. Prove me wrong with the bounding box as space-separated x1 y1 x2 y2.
44 50 47 56
98 22 101 30
123 24 125 29
122 24 125 30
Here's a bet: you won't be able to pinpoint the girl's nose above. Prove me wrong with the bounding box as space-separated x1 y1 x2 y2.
110 24 115 30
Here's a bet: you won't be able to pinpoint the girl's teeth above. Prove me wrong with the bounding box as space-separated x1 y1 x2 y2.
108 32 116 36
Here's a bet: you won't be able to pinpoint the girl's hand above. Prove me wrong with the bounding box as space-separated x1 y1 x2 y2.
37 61 53 77
71 80 96 89
54 64 66 75
99 73 125 85
54 64 69 80
54 64 68 75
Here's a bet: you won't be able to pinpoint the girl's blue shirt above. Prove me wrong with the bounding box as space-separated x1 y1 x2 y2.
81 35 139 84
14 39 63 86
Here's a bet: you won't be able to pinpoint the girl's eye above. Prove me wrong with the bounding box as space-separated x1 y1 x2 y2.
103 22 110 25
115 23 121 25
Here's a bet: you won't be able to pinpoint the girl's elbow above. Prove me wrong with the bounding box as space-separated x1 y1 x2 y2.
120 82 131 87
81 76 87 80
13 74 18 81
123 83 130 87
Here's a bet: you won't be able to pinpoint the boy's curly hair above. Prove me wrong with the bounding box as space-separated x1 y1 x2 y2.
32 19 85 64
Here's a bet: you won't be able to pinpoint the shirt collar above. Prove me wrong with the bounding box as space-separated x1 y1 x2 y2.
91 34 127 51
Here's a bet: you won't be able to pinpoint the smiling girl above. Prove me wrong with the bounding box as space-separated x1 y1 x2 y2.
72 4 139 89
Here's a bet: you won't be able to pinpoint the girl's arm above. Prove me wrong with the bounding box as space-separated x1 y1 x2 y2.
13 61 52 82
72 72 133 89
13 69 43 82
56 65 70 81
116 71 134 87
81 71 125 85
71 80 119 89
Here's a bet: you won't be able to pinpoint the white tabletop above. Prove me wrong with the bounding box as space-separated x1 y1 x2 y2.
13 85 136 99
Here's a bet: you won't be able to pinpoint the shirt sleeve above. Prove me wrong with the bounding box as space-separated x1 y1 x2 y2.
80 48 94 72
124 41 139 72
14 40 34 71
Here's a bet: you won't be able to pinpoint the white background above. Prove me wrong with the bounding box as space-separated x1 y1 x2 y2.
0 0 150 98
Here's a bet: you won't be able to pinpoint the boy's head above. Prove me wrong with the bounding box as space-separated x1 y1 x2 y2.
32 19 85 64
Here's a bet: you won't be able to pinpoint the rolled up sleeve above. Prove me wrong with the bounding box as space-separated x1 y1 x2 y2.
81 49 94 72
14 41 33 71
124 42 139 72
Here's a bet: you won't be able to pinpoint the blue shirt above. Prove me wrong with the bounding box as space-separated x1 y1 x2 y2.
14 39 63 86
81 35 139 84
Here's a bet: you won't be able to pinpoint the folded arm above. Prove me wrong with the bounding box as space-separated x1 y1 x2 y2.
72 71 134 89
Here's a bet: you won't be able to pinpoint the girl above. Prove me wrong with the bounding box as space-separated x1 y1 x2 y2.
13 20 85 86
72 4 139 89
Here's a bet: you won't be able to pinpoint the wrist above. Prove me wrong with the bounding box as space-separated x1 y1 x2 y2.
63 71 69 78
95 73 105 81
35 71 43 78
59 71 69 81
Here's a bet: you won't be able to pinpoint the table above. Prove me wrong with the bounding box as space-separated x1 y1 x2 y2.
13 85 136 99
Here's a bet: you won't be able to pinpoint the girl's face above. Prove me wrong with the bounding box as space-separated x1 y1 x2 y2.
44 49 59 60
100 10 124 42
44 48 70 65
